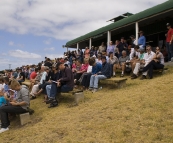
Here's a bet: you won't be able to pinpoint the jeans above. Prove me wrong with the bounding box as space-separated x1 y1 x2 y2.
49 83 73 99
81 73 91 88
166 42 173 61
39 82 51 95
142 60 164 78
46 85 51 98
89 75 107 89
0 105 27 128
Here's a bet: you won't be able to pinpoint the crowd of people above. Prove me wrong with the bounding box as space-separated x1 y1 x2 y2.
0 23 172 133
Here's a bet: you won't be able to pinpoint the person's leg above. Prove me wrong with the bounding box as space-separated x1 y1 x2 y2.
113 64 117 76
74 73 82 81
121 63 126 76
142 61 153 72
81 74 87 86
0 105 27 129
89 75 95 89
133 63 140 75
169 43 173 60
93 75 107 89
110 64 113 77
49 83 59 99
61 85 73 92
166 42 171 61
46 85 51 98
30 84 39 98
85 73 92 88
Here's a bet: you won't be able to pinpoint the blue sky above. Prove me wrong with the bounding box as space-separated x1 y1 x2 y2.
0 0 167 70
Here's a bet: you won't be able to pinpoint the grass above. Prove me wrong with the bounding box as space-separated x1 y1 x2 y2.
1 67 173 143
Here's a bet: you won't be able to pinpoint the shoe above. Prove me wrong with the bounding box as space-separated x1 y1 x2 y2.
140 75 147 80
30 96 36 100
113 75 116 77
48 100 58 108
46 98 54 104
131 74 137 79
27 108 35 115
120 74 124 77
0 128 9 133
88 88 93 91
92 89 98 93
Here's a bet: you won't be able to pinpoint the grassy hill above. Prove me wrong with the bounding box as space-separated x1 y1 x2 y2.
1 67 173 143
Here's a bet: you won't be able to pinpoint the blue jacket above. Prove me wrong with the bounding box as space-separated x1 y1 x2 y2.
92 63 102 74
138 36 146 47
98 62 111 78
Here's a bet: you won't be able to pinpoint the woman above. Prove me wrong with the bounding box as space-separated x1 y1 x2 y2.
108 52 119 77
142 47 164 79
84 47 90 58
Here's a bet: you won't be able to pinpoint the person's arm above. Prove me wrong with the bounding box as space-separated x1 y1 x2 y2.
170 30 173 44
59 69 72 82
143 37 146 46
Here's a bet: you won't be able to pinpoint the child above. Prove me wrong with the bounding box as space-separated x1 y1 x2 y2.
0 90 6 107
3 77 9 93
0 80 30 133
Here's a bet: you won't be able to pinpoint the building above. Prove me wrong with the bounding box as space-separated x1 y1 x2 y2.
65 0 173 51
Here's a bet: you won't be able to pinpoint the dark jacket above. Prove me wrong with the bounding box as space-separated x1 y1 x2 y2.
98 62 111 78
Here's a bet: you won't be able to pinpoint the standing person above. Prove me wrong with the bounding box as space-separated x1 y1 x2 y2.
0 80 30 133
138 31 146 48
98 42 106 54
107 41 115 55
90 46 95 57
84 47 90 58
165 23 173 62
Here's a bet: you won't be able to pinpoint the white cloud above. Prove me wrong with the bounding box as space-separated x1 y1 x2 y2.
9 49 42 59
9 41 14 46
0 0 166 40
45 54 63 59
8 41 24 48
44 47 55 51
44 38 52 45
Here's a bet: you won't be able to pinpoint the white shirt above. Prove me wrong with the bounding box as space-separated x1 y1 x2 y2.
143 51 156 65
87 66 92 73
0 83 5 91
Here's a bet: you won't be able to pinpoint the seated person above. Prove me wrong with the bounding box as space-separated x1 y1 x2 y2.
64 58 71 68
89 56 111 93
11 70 18 79
3 77 9 94
96 54 102 64
130 45 140 71
114 50 130 77
0 80 30 133
0 90 6 107
30 66 49 100
73 60 82 76
71 60 76 73
46 64 62 102
16 68 25 84
74 58 89 85
131 45 155 80
108 52 119 77
47 62 74 108
81 57 102 90
30 68 38 80
0 77 5 91
142 46 164 79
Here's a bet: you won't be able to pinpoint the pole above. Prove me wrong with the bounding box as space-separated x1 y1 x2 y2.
89 38 92 49
136 22 139 45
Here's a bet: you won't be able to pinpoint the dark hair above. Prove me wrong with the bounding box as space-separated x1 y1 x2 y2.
89 57 95 66
134 45 140 49
76 59 82 64
4 77 9 83
56 62 63 68
101 56 107 60
109 52 113 57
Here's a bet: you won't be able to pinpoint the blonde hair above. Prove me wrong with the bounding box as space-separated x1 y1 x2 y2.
10 79 20 90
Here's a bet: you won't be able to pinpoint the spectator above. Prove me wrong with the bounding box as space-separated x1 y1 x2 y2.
114 40 120 58
142 47 164 79
30 67 38 80
107 41 115 55
131 45 155 80
98 42 106 53
89 56 111 93
96 54 102 64
0 80 30 133
16 68 25 84
90 46 95 57
44 58 52 69
0 90 6 107
11 69 18 79
84 47 90 58
64 58 71 68
108 52 119 77
130 45 140 71
165 23 173 62
115 50 130 77
138 31 146 48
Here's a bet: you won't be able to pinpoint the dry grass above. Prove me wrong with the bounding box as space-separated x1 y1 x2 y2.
1 67 173 143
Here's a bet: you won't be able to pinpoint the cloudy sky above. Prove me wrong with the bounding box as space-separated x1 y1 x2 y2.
0 0 167 70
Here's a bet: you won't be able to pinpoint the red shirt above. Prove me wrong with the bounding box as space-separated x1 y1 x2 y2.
166 28 173 42
30 71 37 79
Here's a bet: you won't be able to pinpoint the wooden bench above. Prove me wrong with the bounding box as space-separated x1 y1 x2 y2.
22 81 31 87
19 112 31 125
100 77 127 89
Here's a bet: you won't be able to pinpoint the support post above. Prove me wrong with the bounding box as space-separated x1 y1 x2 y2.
135 22 139 45
66 47 68 52
107 31 111 47
89 38 92 49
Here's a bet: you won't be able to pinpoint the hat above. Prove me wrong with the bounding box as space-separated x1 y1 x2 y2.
52 63 57 68
166 23 171 26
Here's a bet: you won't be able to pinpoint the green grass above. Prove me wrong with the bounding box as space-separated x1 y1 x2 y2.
1 67 173 143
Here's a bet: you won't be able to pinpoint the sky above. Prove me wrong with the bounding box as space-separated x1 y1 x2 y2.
0 0 167 70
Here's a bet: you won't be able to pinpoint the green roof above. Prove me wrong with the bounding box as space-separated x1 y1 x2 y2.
66 0 173 47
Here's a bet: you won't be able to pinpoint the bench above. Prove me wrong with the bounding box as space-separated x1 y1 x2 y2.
100 77 127 89
22 81 31 87
19 112 31 125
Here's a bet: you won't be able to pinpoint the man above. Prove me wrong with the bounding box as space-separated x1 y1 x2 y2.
89 56 111 93
107 41 115 55
129 35 137 60
44 58 52 69
16 68 25 84
47 62 74 108
166 23 173 62
131 45 155 80
118 37 128 57
98 42 106 53
138 31 146 48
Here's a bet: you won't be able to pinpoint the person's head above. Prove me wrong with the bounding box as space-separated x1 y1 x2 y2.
41 66 45 72
134 45 140 51
155 47 160 53
85 47 89 50
4 77 9 84
0 77 4 84
57 62 65 71
97 54 101 59
89 57 96 66
146 45 152 53
10 79 21 91
139 31 144 36
84 58 89 64
91 46 94 50
52 63 58 71
101 56 107 63
44 66 50 73
76 60 82 66
115 40 119 45
95 47 98 51
122 50 127 57
101 42 104 46
109 52 113 58
130 35 135 40
167 23 171 29
121 37 124 43
139 47 145 54
109 41 113 45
